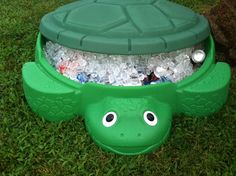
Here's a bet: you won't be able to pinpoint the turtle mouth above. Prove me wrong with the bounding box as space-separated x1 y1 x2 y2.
94 140 157 155
105 145 157 155
92 125 171 155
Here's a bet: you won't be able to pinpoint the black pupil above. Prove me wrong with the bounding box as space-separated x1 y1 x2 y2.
147 113 155 121
106 114 114 122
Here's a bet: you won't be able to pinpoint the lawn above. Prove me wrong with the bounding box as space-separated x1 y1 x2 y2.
0 0 235 175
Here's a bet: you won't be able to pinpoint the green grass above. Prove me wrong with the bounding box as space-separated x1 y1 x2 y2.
0 0 235 175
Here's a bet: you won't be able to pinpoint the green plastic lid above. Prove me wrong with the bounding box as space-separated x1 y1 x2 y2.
40 0 210 55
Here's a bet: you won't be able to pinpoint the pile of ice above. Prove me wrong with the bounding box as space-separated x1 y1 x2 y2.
44 41 200 86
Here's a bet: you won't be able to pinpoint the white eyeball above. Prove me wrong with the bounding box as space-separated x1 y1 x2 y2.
143 111 158 126
102 112 117 127
191 50 206 63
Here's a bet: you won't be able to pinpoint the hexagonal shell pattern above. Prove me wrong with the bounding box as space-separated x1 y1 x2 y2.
40 0 210 54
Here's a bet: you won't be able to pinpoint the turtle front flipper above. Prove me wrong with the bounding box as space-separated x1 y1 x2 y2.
22 62 81 121
177 62 231 116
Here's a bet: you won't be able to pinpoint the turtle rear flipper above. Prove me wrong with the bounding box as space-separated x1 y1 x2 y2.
23 62 80 121
177 62 231 116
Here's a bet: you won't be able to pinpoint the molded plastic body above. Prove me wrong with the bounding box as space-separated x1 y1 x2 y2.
40 0 210 55
22 34 231 155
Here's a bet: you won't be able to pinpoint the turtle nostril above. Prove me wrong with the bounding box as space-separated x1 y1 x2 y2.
120 133 124 137
137 133 142 137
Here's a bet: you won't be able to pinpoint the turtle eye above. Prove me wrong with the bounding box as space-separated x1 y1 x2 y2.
102 112 117 127
143 111 158 126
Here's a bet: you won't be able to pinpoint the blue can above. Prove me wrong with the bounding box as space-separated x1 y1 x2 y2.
77 72 89 83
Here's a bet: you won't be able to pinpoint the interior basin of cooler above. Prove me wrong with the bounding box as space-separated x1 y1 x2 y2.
41 35 206 87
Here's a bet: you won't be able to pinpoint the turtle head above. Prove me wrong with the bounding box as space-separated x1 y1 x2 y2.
84 97 172 155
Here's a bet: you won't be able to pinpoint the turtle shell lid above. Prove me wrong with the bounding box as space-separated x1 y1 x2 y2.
40 0 210 55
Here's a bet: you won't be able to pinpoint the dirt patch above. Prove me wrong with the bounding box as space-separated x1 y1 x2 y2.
205 0 236 66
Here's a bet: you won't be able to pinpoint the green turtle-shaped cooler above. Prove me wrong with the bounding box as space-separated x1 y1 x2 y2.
22 0 231 155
